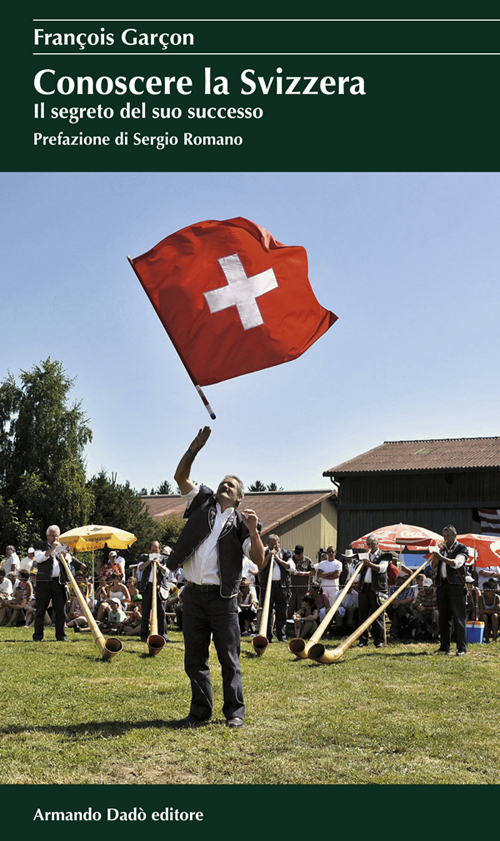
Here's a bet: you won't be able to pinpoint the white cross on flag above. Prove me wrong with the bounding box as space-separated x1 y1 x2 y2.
130 216 337 386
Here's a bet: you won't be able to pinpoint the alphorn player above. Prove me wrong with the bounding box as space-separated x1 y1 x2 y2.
259 535 295 643
138 540 169 643
431 525 468 656
32 524 85 642
357 534 391 649
167 427 265 729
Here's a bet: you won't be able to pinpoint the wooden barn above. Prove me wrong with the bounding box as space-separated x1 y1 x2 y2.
323 437 500 552
142 489 338 561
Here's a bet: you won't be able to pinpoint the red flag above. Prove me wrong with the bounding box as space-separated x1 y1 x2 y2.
130 216 337 386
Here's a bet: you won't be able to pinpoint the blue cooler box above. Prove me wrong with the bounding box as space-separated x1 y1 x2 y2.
466 621 485 644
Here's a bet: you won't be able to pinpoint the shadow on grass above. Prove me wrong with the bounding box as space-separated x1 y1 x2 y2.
0 716 238 736
0 638 77 644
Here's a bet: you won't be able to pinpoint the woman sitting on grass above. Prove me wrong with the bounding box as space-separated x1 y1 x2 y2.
95 574 130 623
66 592 92 632
0 570 33 626
293 595 320 639
308 583 330 622
478 580 500 643
119 595 143 635
237 579 258 635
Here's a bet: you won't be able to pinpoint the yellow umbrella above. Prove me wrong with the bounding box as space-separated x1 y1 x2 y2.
59 524 137 552
59 524 137 605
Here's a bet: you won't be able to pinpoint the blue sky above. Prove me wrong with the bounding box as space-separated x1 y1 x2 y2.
1 171 499 494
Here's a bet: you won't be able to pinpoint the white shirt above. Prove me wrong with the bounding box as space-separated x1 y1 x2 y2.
242 557 259 584
20 555 35 573
0 578 13 595
141 554 167 584
181 485 252 586
477 566 500 589
314 559 342 590
3 553 20 575
268 552 296 580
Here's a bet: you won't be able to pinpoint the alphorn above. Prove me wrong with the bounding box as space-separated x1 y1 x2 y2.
289 562 363 659
147 559 166 656
58 551 123 660
252 551 276 656
307 557 430 663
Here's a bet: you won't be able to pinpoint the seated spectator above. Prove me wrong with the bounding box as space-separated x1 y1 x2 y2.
465 574 480 621
387 556 413 587
101 555 124 584
477 566 500 591
96 574 130 622
119 595 143 635
411 577 439 640
334 582 359 634
0 570 33 626
126 576 140 605
293 595 319 639
388 572 417 639
478 580 500 643
110 551 126 581
19 547 36 574
308 583 330 622
0 568 13 601
98 597 127 632
66 593 91 632
237 579 258 635
6 572 18 593
174 585 184 630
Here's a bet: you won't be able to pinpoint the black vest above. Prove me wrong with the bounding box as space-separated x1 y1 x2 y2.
138 555 168 593
259 549 293 590
167 485 258 598
435 541 468 587
358 550 390 593
33 541 82 583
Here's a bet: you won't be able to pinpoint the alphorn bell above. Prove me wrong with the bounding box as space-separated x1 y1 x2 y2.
252 551 275 656
307 557 430 663
59 551 123 660
147 559 166 656
289 562 363 659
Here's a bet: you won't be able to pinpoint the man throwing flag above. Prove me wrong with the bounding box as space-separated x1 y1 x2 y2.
167 427 265 728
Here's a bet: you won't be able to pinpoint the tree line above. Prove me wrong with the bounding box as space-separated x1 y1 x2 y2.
0 359 184 561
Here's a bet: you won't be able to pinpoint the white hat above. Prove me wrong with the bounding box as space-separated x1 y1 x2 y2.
342 549 356 559
423 578 433 588
162 546 172 555
28 547 35 554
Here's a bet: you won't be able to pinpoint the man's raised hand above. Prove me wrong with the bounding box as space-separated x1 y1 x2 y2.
190 427 212 455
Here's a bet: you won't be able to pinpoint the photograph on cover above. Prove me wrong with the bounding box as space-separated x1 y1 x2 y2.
1 170 499 786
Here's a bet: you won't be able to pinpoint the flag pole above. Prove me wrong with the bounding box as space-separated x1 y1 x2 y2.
127 256 216 419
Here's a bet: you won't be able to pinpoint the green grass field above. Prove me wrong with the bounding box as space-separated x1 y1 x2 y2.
1 626 498 785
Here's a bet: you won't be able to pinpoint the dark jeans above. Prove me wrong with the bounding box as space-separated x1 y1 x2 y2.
140 582 167 641
182 587 244 721
33 579 67 640
265 581 288 642
358 585 385 644
436 581 467 653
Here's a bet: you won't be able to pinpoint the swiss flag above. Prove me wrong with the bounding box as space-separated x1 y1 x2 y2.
130 216 337 386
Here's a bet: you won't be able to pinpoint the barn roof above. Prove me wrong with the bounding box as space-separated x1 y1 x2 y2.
324 437 500 476
142 489 337 534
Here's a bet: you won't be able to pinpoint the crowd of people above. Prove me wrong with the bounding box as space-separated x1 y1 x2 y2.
1 529 499 649
0 535 185 640
230 531 500 649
